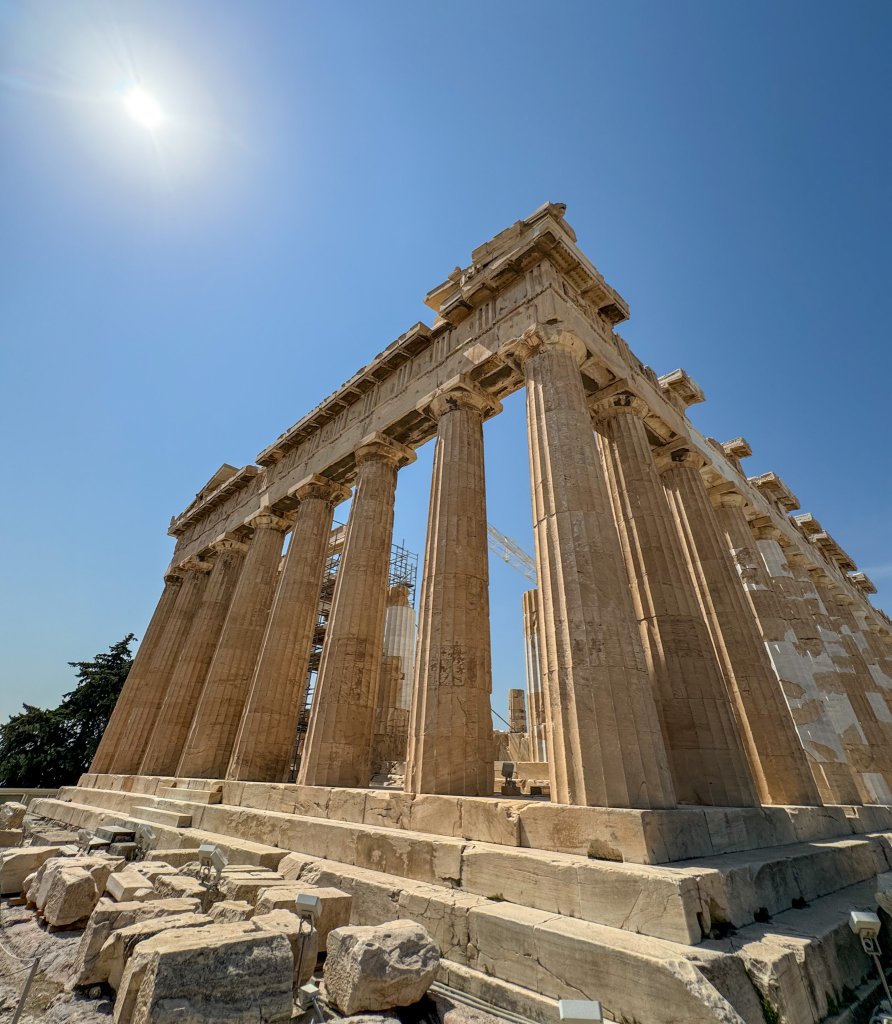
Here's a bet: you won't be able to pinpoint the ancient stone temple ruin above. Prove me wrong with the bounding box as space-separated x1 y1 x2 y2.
31 203 892 1024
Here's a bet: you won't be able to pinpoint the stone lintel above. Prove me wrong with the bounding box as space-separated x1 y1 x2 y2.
849 571 878 595
256 322 434 467
748 471 800 513
657 369 705 412
170 465 261 538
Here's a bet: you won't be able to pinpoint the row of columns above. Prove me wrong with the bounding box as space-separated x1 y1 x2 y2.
95 324 890 810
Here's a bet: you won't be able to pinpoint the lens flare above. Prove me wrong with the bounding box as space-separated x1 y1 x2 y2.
123 86 163 129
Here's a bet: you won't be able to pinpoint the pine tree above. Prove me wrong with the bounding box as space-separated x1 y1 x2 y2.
0 635 135 787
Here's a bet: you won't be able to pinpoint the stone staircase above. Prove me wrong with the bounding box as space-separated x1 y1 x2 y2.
27 775 892 1024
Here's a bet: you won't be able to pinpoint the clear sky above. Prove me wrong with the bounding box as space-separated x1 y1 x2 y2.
1 1 889 727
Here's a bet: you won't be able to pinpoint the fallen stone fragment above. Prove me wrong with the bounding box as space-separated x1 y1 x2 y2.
324 920 440 1015
0 801 27 829
69 896 202 988
43 864 99 929
106 868 155 902
31 855 122 911
255 883 352 951
0 828 23 847
208 899 254 922
115 923 294 1024
103 912 210 990
0 845 66 894
252 908 319 991
152 872 216 911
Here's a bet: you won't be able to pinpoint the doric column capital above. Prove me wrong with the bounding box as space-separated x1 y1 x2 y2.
653 442 707 474
747 514 784 542
590 388 651 424
244 509 294 533
178 556 214 575
355 432 417 470
708 483 748 510
419 374 502 422
163 570 185 586
501 323 588 370
287 474 351 507
208 533 250 558
785 549 812 569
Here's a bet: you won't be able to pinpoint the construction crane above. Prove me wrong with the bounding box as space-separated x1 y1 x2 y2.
487 523 536 584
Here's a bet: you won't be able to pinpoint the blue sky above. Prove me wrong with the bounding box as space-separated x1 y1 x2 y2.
1 1 889 726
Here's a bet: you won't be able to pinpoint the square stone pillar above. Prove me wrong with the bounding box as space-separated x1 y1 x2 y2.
139 536 247 776
775 551 866 804
405 377 500 796
227 477 350 783
177 511 293 779
808 570 892 804
510 325 675 809
91 570 186 773
659 446 821 806
109 561 211 774
707 494 824 806
595 395 758 807
298 433 415 788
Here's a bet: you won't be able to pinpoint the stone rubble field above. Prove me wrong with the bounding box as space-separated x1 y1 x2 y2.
0 817 496 1024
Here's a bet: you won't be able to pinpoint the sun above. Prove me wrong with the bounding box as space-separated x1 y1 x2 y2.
123 86 163 129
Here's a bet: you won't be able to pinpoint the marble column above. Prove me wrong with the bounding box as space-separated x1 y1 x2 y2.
139 536 247 776
595 396 757 806
372 584 416 768
706 498 823 806
227 476 349 783
112 560 211 774
405 378 499 796
809 571 892 804
512 325 675 809
178 510 292 779
660 447 821 806
522 589 547 763
91 570 186 773
298 433 415 788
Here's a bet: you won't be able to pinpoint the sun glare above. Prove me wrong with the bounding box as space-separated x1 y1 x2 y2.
123 86 163 129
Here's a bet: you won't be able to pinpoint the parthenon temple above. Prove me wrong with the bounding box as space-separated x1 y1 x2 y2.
34 203 892 1024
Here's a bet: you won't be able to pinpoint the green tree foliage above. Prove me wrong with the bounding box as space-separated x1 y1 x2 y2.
0 635 135 787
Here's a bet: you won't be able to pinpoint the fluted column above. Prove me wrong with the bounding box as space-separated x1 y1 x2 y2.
522 589 547 763
809 572 892 804
775 552 863 804
511 325 675 809
660 447 821 806
705 497 823 805
595 395 757 806
140 537 247 775
91 571 186 773
405 378 499 796
227 476 349 782
112 560 211 773
372 584 416 768
177 510 292 779
298 433 415 788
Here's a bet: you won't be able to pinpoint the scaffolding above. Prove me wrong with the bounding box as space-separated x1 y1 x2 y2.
286 526 418 780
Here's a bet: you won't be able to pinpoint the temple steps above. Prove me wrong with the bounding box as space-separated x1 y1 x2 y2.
157 785 222 805
131 803 194 827
29 789 882 1024
40 785 892 946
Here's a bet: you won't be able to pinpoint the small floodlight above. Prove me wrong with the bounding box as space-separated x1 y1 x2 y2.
197 843 227 888
501 762 515 781
849 909 892 1008
295 893 321 921
558 1000 604 1024
134 824 156 861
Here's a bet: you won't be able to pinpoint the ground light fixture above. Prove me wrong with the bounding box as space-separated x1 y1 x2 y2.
849 911 892 1016
197 843 228 888
294 892 322 1002
558 1000 604 1024
135 824 156 860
